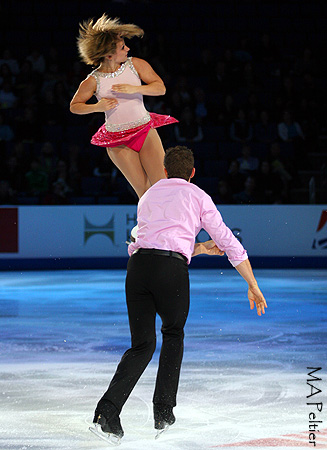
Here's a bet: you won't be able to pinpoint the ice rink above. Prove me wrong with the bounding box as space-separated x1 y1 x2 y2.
0 268 326 449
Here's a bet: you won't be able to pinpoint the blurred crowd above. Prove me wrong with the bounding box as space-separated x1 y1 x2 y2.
0 30 326 205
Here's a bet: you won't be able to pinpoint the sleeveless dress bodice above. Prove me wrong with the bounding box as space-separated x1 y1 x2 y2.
89 57 150 132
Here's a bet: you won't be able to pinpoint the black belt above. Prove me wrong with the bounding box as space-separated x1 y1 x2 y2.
133 248 187 263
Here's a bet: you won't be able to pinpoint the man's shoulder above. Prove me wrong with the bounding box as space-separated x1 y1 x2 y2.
141 178 211 201
155 179 207 195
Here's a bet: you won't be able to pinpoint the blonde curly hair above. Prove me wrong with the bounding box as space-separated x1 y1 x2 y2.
77 14 144 66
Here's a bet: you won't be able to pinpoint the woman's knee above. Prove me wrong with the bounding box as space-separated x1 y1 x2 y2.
106 146 150 197
139 131 165 182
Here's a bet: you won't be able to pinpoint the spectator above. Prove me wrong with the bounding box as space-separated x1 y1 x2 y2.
144 96 167 116
254 33 280 64
300 72 320 106
14 107 40 143
297 98 319 142
0 180 16 204
214 180 234 204
66 61 88 96
193 87 208 124
0 82 17 109
234 37 253 63
19 82 39 108
254 110 278 144
3 156 24 193
174 106 203 142
94 151 115 178
233 175 260 204
271 95 285 123
15 60 41 98
237 145 259 175
54 159 71 186
39 88 61 125
66 143 88 193
42 60 62 93
39 142 59 182
278 110 305 142
12 141 32 176
208 61 229 93
215 94 236 127
246 93 260 123
25 159 48 196
53 81 71 111
169 90 184 119
43 160 72 205
294 47 318 77
194 48 214 76
26 48 46 74
45 46 62 73
0 49 19 75
230 108 253 143
225 159 246 195
174 76 192 105
277 110 307 168
0 112 14 141
256 160 283 204
43 178 72 205
223 48 239 89
267 142 293 198
0 63 15 88
279 76 297 111
242 62 258 91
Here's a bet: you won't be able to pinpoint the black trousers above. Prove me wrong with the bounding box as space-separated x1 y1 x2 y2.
101 251 190 413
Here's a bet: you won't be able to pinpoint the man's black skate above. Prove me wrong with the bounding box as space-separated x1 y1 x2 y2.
154 403 175 439
89 399 124 446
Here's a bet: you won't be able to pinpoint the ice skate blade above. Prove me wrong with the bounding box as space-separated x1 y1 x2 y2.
89 424 121 446
130 225 139 242
155 424 170 440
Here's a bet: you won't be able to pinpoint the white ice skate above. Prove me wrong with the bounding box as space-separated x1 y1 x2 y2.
155 422 170 439
126 225 139 245
89 422 121 446
154 404 175 440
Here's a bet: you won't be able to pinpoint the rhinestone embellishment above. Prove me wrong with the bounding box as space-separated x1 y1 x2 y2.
105 112 151 132
90 57 139 79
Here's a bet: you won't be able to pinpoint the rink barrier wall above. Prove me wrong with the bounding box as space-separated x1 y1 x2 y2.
1 256 326 271
0 205 326 270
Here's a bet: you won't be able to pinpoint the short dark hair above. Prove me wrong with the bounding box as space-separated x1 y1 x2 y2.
164 146 194 181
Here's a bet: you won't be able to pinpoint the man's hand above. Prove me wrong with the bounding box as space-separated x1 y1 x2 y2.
248 284 268 316
192 240 225 257
202 240 224 255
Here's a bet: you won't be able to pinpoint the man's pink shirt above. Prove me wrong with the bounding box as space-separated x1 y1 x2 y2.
128 178 248 266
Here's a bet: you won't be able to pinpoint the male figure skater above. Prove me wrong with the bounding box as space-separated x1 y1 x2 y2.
91 145 267 444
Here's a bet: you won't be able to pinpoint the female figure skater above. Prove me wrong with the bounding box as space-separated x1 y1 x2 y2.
70 14 177 198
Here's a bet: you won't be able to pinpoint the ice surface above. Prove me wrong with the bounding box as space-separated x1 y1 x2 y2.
0 269 326 449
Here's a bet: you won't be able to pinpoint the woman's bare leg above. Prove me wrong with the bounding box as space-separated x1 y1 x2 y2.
107 130 166 198
139 129 166 186
107 145 151 199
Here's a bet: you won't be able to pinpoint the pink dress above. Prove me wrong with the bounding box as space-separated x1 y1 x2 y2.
89 57 178 152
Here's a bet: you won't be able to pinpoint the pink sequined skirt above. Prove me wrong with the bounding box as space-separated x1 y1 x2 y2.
91 113 178 152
